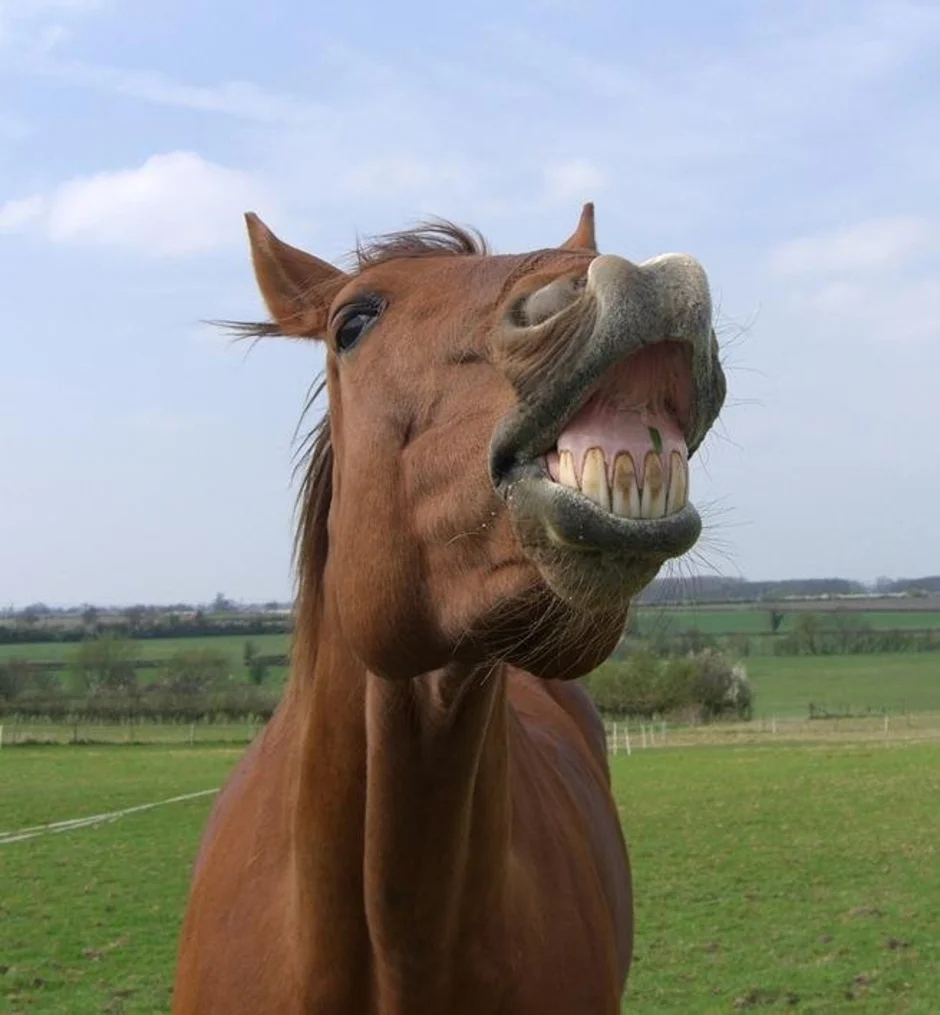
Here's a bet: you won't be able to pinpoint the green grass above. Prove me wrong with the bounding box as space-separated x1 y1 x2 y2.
2 741 939 1013
634 607 940 636
0 720 261 747
614 743 940 1013
745 653 940 718
636 607 780 634
0 748 241 1014
0 632 290 681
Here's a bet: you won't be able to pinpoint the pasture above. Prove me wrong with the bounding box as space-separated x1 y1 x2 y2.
633 605 940 635
0 632 290 674
3 652 939 746
2 739 938 1014
0 632 291 686
745 654 940 718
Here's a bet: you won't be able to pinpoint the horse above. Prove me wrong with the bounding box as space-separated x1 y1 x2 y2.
171 203 726 1014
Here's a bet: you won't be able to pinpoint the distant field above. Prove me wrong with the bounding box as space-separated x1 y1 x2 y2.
634 606 940 635
0 632 291 680
4 617 940 731
3 741 938 1013
744 653 940 717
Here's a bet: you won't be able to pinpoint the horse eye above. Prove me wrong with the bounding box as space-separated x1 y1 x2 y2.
334 299 383 353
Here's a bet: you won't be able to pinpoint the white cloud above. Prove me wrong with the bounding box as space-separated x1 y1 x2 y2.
805 274 940 345
32 60 311 123
0 152 273 255
0 0 105 49
767 217 940 346
0 194 43 229
770 217 932 276
339 155 476 199
542 160 607 203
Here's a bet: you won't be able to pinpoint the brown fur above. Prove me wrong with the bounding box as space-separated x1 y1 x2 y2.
170 208 680 1015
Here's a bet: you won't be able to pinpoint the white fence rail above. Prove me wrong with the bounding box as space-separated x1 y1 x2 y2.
604 712 940 751
2 714 939 751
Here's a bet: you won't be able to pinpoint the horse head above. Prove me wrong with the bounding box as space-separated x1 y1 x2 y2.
244 204 725 682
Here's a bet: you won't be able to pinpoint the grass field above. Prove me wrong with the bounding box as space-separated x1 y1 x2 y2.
0 633 291 681
744 654 940 718
3 651 939 731
633 607 940 635
2 741 938 1014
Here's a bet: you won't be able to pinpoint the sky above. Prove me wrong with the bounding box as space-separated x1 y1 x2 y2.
1 0 938 606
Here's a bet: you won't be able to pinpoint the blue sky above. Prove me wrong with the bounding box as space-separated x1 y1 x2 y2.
1 0 938 606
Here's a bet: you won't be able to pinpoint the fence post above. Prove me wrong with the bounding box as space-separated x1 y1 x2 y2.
641 725 647 749
624 724 631 756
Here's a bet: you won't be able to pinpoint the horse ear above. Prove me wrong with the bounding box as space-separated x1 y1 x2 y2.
244 213 346 338
560 202 597 252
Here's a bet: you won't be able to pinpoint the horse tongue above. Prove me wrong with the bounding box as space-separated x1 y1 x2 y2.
547 395 687 487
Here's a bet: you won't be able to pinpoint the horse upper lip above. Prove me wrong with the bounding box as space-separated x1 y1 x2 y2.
489 252 724 493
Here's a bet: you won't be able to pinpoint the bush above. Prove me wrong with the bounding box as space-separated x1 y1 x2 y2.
159 648 231 695
583 648 752 721
67 633 138 695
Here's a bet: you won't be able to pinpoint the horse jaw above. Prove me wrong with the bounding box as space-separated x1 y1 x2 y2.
489 251 726 614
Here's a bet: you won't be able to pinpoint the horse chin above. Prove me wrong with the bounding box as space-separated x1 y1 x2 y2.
500 460 700 614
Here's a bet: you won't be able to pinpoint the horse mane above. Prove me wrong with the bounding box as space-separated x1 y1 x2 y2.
290 377 330 569
353 220 488 269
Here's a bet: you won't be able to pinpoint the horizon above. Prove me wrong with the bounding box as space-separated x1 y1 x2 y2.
3 0 938 602
5 572 939 613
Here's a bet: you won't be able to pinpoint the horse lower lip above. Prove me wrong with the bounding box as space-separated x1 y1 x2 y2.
498 467 702 560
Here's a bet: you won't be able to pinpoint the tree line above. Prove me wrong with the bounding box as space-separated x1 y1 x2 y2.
1 632 752 725
0 634 281 723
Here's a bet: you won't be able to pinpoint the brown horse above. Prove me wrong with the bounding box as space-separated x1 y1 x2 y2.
172 203 726 1014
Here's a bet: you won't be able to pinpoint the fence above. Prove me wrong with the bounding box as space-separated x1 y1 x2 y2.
604 711 940 751
3 713 940 750
0 718 260 747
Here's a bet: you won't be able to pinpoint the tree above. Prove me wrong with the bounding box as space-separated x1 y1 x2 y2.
68 633 138 694
243 640 268 685
124 605 146 630
161 649 231 695
0 659 31 700
792 612 822 655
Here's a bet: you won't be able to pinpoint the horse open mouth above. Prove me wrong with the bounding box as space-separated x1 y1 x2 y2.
491 341 703 562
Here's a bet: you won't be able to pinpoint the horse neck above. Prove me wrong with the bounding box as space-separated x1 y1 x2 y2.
290 580 513 1009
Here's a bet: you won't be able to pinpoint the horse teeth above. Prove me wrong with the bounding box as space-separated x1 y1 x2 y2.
580 448 610 511
558 450 578 491
666 451 688 514
553 447 688 519
612 453 641 519
640 452 666 519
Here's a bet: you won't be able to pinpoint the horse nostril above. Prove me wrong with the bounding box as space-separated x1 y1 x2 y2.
522 274 586 327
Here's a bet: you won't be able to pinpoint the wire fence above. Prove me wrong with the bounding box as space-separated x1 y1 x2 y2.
0 718 260 747
604 711 940 751
3 712 940 750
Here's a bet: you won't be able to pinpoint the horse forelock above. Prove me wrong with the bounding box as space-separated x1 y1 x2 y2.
351 220 489 270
